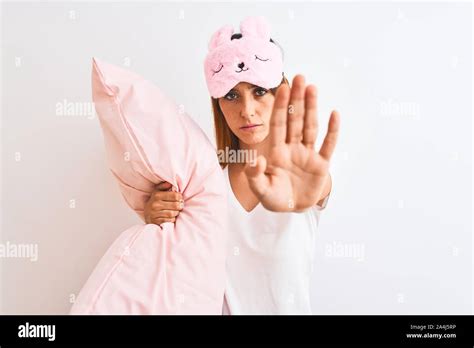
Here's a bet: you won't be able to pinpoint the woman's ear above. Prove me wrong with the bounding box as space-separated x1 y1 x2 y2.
208 25 234 51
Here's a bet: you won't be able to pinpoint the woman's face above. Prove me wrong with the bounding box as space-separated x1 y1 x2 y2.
218 82 275 146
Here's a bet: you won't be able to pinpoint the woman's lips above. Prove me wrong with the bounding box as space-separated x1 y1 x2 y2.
240 124 263 131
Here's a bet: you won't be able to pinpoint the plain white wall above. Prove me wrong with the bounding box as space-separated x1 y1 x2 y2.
0 1 472 314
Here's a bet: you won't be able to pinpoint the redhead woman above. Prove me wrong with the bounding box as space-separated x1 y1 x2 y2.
144 16 340 314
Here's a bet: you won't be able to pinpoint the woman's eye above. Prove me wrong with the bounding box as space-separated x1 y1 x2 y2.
224 92 238 100
255 88 267 96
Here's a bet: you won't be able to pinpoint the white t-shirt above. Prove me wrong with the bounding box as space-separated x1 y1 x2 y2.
221 165 329 315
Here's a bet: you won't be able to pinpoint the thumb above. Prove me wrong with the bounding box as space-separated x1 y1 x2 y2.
244 155 270 198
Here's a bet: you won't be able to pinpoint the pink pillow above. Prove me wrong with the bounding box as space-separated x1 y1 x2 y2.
69 58 227 314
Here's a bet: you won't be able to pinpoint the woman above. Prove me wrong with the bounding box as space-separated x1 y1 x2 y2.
144 16 340 314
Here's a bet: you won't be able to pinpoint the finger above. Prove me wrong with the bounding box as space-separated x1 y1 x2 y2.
319 110 340 160
269 83 290 147
156 217 176 225
154 191 183 202
303 84 319 148
244 155 270 198
149 209 179 220
286 74 306 143
157 209 180 218
151 200 184 211
156 181 172 191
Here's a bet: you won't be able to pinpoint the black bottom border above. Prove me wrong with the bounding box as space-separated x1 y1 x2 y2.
0 315 472 346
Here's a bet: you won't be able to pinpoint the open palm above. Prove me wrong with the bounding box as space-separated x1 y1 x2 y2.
244 75 340 212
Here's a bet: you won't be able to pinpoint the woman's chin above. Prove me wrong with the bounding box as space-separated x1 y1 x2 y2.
238 132 267 146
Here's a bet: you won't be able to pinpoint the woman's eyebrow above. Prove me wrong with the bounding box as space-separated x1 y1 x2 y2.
250 85 266 90
237 85 257 91
229 85 262 93
240 84 259 90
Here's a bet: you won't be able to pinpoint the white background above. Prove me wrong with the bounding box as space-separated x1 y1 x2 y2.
1 1 472 314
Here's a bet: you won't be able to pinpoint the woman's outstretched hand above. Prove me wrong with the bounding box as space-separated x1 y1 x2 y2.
244 74 340 212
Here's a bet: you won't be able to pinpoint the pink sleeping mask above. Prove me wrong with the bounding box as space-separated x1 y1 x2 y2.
204 16 284 99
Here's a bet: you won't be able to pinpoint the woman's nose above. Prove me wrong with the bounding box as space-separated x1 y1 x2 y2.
240 98 256 118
